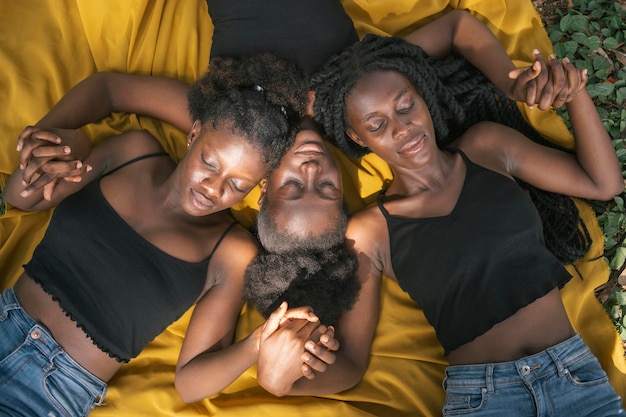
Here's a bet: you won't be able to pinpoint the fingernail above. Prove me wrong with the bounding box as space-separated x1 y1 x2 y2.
321 335 329 343
20 190 29 197
533 49 540 55
86 165 92 172
563 57 570 63
76 161 82 168
305 342 315 350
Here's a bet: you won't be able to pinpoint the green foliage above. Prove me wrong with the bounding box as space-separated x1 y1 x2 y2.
545 0 626 337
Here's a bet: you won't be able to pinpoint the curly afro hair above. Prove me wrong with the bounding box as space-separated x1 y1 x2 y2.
243 245 360 325
188 53 309 168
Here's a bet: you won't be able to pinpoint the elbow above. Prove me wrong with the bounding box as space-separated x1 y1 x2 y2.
174 375 209 404
597 177 625 201
342 365 367 392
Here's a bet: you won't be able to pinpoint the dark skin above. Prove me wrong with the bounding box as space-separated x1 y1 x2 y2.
7 124 270 382
11 9 594 397
342 66 622 365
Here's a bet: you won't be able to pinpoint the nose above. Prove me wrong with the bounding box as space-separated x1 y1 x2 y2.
300 160 322 187
201 177 223 199
392 115 413 141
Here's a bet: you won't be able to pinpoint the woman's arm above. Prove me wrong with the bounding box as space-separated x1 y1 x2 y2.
5 130 164 211
461 84 623 201
404 10 582 109
256 213 383 396
30 72 193 133
174 231 322 402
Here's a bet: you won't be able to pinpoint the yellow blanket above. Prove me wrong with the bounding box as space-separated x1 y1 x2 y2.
1 1 624 415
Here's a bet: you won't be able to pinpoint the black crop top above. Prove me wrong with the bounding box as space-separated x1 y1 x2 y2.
24 155 236 362
379 150 572 355
207 0 358 75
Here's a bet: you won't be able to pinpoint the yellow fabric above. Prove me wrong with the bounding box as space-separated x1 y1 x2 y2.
0 0 624 415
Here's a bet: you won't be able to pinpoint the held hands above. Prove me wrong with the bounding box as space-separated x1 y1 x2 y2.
256 302 339 396
508 49 588 110
16 126 92 200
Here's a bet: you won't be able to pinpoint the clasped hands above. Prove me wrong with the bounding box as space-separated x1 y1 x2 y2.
255 301 339 397
508 49 587 110
15 126 92 200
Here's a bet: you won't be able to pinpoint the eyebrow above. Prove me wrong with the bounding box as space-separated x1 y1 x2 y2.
361 88 409 123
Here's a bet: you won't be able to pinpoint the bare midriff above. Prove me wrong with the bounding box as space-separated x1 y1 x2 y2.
14 274 122 382
447 288 575 365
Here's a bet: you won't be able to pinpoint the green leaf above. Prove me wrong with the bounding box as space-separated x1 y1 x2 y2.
560 14 589 33
588 82 615 97
603 37 620 49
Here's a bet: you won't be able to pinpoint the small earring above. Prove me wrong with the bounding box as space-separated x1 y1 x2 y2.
186 142 190 149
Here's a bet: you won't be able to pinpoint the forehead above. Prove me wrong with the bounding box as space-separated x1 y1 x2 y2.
347 70 415 114
351 70 412 96
199 126 269 177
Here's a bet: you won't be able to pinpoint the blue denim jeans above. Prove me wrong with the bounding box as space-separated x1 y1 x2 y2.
0 287 107 417
442 334 625 416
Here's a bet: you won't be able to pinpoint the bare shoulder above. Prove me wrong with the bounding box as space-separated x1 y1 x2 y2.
455 121 522 174
208 222 259 272
90 129 167 172
347 203 388 254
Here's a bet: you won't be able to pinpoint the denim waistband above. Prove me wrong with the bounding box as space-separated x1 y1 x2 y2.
444 334 588 392
0 287 107 401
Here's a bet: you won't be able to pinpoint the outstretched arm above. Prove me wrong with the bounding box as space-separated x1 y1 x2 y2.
460 72 622 201
21 72 193 135
5 129 165 211
175 234 327 402
404 10 584 109
15 72 192 199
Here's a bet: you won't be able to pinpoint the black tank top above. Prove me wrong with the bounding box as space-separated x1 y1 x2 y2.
24 153 237 362
378 150 572 355
207 0 358 75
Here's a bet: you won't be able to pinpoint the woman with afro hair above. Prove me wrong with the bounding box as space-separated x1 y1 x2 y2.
1 53 324 416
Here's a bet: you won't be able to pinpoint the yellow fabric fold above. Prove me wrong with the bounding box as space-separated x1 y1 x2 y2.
1 0 624 415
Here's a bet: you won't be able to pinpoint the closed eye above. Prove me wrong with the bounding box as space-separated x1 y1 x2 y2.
398 101 414 114
369 120 385 133
284 180 303 188
201 152 218 170
230 180 245 193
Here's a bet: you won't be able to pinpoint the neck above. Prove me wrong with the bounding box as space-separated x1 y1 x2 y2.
388 150 456 197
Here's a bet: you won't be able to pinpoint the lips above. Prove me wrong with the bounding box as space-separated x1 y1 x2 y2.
294 142 324 156
397 134 426 157
190 188 215 210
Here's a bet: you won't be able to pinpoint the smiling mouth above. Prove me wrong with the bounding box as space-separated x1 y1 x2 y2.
294 142 324 156
190 188 215 210
398 134 426 156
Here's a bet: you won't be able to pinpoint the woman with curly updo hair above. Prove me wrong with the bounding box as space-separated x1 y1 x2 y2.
308 14 625 416
2 53 321 415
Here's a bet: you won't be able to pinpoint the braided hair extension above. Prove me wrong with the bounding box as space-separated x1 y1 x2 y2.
188 53 308 168
310 34 591 264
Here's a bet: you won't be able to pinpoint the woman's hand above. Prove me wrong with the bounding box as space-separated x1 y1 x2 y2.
508 50 587 110
16 126 92 200
256 302 340 396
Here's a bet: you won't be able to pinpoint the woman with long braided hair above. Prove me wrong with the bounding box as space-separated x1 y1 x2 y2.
309 28 625 415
